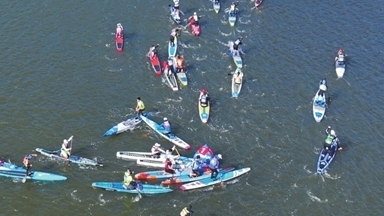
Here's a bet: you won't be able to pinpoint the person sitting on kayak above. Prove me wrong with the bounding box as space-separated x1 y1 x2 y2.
151 143 166 158
23 154 34 177
116 23 123 38
180 205 194 216
234 69 243 85
189 155 203 178
199 88 210 107
164 158 176 174
147 44 159 58
170 28 181 46
161 117 172 134
189 12 201 26
233 36 243 51
324 126 342 152
135 97 145 117
123 169 138 189
60 136 73 159
208 154 222 179
176 55 185 73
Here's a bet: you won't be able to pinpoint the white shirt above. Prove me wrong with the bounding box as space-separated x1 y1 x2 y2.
173 0 179 7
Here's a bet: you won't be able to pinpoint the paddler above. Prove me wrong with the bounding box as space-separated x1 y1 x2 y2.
60 136 73 159
116 23 123 38
176 55 185 73
234 69 243 85
335 49 344 61
189 155 202 178
147 44 159 58
324 126 343 151
180 205 194 216
229 1 238 14
318 80 327 97
169 27 181 46
123 168 138 190
161 117 172 134
188 12 201 26
173 0 180 10
199 88 210 107
233 36 243 51
209 154 222 179
22 154 34 177
164 158 176 174
135 97 145 117
151 143 166 158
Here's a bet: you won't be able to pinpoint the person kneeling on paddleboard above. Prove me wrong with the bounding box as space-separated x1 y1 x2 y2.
164 158 177 174
176 55 185 73
180 205 194 216
161 117 172 134
189 155 203 178
199 88 210 107
123 169 138 189
136 97 145 117
151 143 166 158
209 154 222 179
60 136 73 159
22 154 34 177
233 36 243 51
188 12 201 26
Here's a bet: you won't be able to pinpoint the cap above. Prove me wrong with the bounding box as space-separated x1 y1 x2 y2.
330 130 336 136
163 117 168 121
63 139 68 144
154 143 161 147
217 154 222 159
193 12 197 15
201 88 207 94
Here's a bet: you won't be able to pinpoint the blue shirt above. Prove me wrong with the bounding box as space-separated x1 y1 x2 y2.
161 120 172 133
209 157 219 169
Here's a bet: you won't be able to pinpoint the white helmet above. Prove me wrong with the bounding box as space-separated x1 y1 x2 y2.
63 139 68 144
330 130 336 136
163 117 168 121
217 154 222 159
193 12 197 15
154 143 161 147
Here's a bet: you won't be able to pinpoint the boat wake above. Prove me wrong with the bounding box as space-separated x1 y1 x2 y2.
217 29 232 37
323 172 341 180
306 190 328 203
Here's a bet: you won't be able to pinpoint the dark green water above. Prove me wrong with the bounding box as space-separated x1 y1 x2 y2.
1 0 384 215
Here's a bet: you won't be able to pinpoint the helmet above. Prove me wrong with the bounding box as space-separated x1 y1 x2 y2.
63 139 68 144
163 117 168 121
201 88 207 94
193 12 197 15
330 130 336 136
217 154 222 159
154 143 161 147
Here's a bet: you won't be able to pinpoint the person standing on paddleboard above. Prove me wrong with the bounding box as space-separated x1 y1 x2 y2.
209 154 222 179
233 36 243 51
176 55 185 73
169 28 181 46
22 154 34 177
180 205 194 216
147 45 159 58
136 97 145 117
60 136 73 159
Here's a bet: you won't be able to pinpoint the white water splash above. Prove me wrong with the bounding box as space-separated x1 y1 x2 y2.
98 194 107 206
70 190 82 202
306 190 328 203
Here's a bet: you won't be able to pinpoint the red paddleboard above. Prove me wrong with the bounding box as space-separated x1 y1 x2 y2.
189 19 201 36
149 54 162 75
115 32 124 52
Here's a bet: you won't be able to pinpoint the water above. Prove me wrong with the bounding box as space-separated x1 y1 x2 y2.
1 0 384 215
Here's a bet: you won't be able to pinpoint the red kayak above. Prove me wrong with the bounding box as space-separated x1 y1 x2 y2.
189 19 201 36
115 23 124 52
255 0 263 7
149 53 162 75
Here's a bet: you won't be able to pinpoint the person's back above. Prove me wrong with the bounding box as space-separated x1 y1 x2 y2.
209 156 219 169
177 57 184 69
235 72 242 84
162 117 172 133
123 169 136 189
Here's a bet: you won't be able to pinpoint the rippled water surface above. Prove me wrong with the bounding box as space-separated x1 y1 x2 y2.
1 0 384 215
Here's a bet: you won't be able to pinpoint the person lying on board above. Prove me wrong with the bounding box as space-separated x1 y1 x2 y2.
180 205 194 216
188 12 201 26
161 117 172 134
199 88 210 107
60 136 73 159
123 169 138 189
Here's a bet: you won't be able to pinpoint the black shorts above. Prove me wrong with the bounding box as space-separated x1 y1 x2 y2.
174 6 179 10
165 169 176 174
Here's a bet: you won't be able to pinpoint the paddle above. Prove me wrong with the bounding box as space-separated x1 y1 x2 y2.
174 146 181 156
22 154 37 183
67 136 74 166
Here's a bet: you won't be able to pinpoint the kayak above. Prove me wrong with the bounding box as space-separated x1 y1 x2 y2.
0 162 67 181
317 139 339 174
149 53 162 76
135 166 209 181
198 92 210 123
179 167 251 191
232 68 244 98
92 182 173 194
335 54 346 78
163 60 179 91
189 19 201 36
312 79 328 122
231 50 243 68
213 1 220 13
168 35 178 57
255 0 263 7
115 23 124 52
161 167 234 185
136 156 193 168
169 5 181 24
140 115 191 150
103 112 150 137
228 9 237 27
35 148 103 166
172 57 188 86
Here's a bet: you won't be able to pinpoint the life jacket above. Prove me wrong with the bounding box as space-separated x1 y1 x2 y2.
180 207 190 216
23 157 30 167
325 135 335 145
137 100 145 110
230 5 235 11
177 58 184 69
234 39 241 46
124 172 133 185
